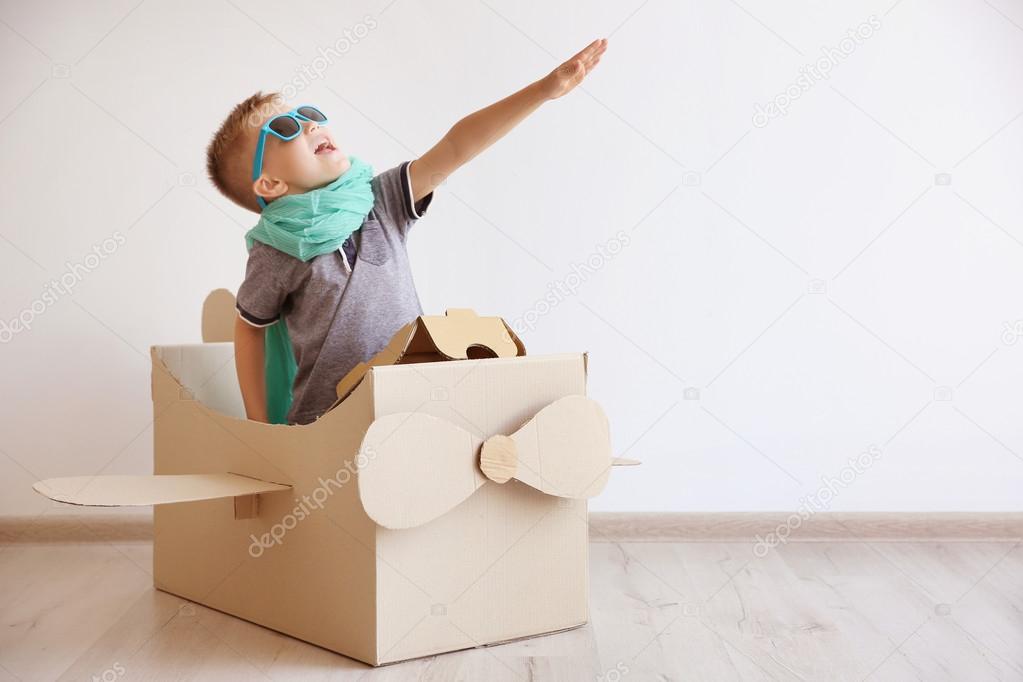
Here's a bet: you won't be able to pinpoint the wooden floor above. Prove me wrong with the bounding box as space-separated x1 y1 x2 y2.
1 515 1021 681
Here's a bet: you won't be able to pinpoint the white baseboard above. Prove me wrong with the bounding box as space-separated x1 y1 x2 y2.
589 512 1023 542
3 512 1021 544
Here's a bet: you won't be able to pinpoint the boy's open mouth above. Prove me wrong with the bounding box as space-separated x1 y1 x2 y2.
314 140 337 155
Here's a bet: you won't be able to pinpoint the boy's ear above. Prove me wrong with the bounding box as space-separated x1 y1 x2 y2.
253 175 288 202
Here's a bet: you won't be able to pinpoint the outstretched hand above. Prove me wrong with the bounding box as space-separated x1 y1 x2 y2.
540 38 608 100
409 38 609 203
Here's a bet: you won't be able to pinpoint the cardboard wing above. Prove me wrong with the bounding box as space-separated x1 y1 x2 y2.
357 395 638 530
32 473 292 519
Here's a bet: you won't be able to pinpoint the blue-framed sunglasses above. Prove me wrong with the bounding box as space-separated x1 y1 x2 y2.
252 105 328 209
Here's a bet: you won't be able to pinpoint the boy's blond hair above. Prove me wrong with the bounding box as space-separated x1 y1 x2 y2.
206 91 282 213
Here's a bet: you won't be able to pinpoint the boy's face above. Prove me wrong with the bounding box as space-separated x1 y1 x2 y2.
251 102 349 203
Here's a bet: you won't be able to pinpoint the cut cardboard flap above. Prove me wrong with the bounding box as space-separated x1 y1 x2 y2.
32 473 291 507
333 309 526 405
357 396 612 530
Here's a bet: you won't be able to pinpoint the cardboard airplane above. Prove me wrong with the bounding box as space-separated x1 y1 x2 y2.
32 291 637 666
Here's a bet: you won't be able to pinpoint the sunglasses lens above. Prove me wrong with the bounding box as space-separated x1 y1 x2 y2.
268 116 300 138
296 106 327 123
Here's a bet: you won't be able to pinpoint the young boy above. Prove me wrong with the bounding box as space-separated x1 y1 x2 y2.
207 39 607 425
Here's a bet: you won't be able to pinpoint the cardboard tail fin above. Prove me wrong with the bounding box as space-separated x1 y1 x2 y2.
201 288 237 343
32 473 291 518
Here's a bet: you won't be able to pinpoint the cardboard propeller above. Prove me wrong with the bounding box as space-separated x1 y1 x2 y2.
357 395 637 530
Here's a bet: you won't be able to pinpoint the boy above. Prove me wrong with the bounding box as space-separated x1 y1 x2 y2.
206 39 607 425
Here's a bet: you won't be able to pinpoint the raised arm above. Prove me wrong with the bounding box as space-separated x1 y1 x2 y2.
409 38 607 202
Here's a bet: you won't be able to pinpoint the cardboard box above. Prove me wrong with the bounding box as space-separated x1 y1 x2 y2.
33 291 634 666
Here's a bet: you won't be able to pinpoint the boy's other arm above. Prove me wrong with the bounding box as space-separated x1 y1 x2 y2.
409 38 607 202
235 314 269 423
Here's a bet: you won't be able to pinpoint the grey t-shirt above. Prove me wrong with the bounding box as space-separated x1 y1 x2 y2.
236 160 433 425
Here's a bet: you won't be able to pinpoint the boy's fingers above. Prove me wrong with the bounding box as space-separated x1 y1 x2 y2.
575 39 600 59
582 46 605 72
569 38 604 64
551 38 605 90
584 41 607 66
586 39 607 60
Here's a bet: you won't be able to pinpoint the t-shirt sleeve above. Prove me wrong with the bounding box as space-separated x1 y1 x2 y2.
371 160 434 240
235 242 295 328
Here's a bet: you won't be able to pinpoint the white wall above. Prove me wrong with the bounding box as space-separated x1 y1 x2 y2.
1 0 1021 515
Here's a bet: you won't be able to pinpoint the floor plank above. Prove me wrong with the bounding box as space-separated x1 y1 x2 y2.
0 541 152 681
0 526 1019 681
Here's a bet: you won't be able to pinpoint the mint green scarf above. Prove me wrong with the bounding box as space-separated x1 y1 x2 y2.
244 156 375 424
